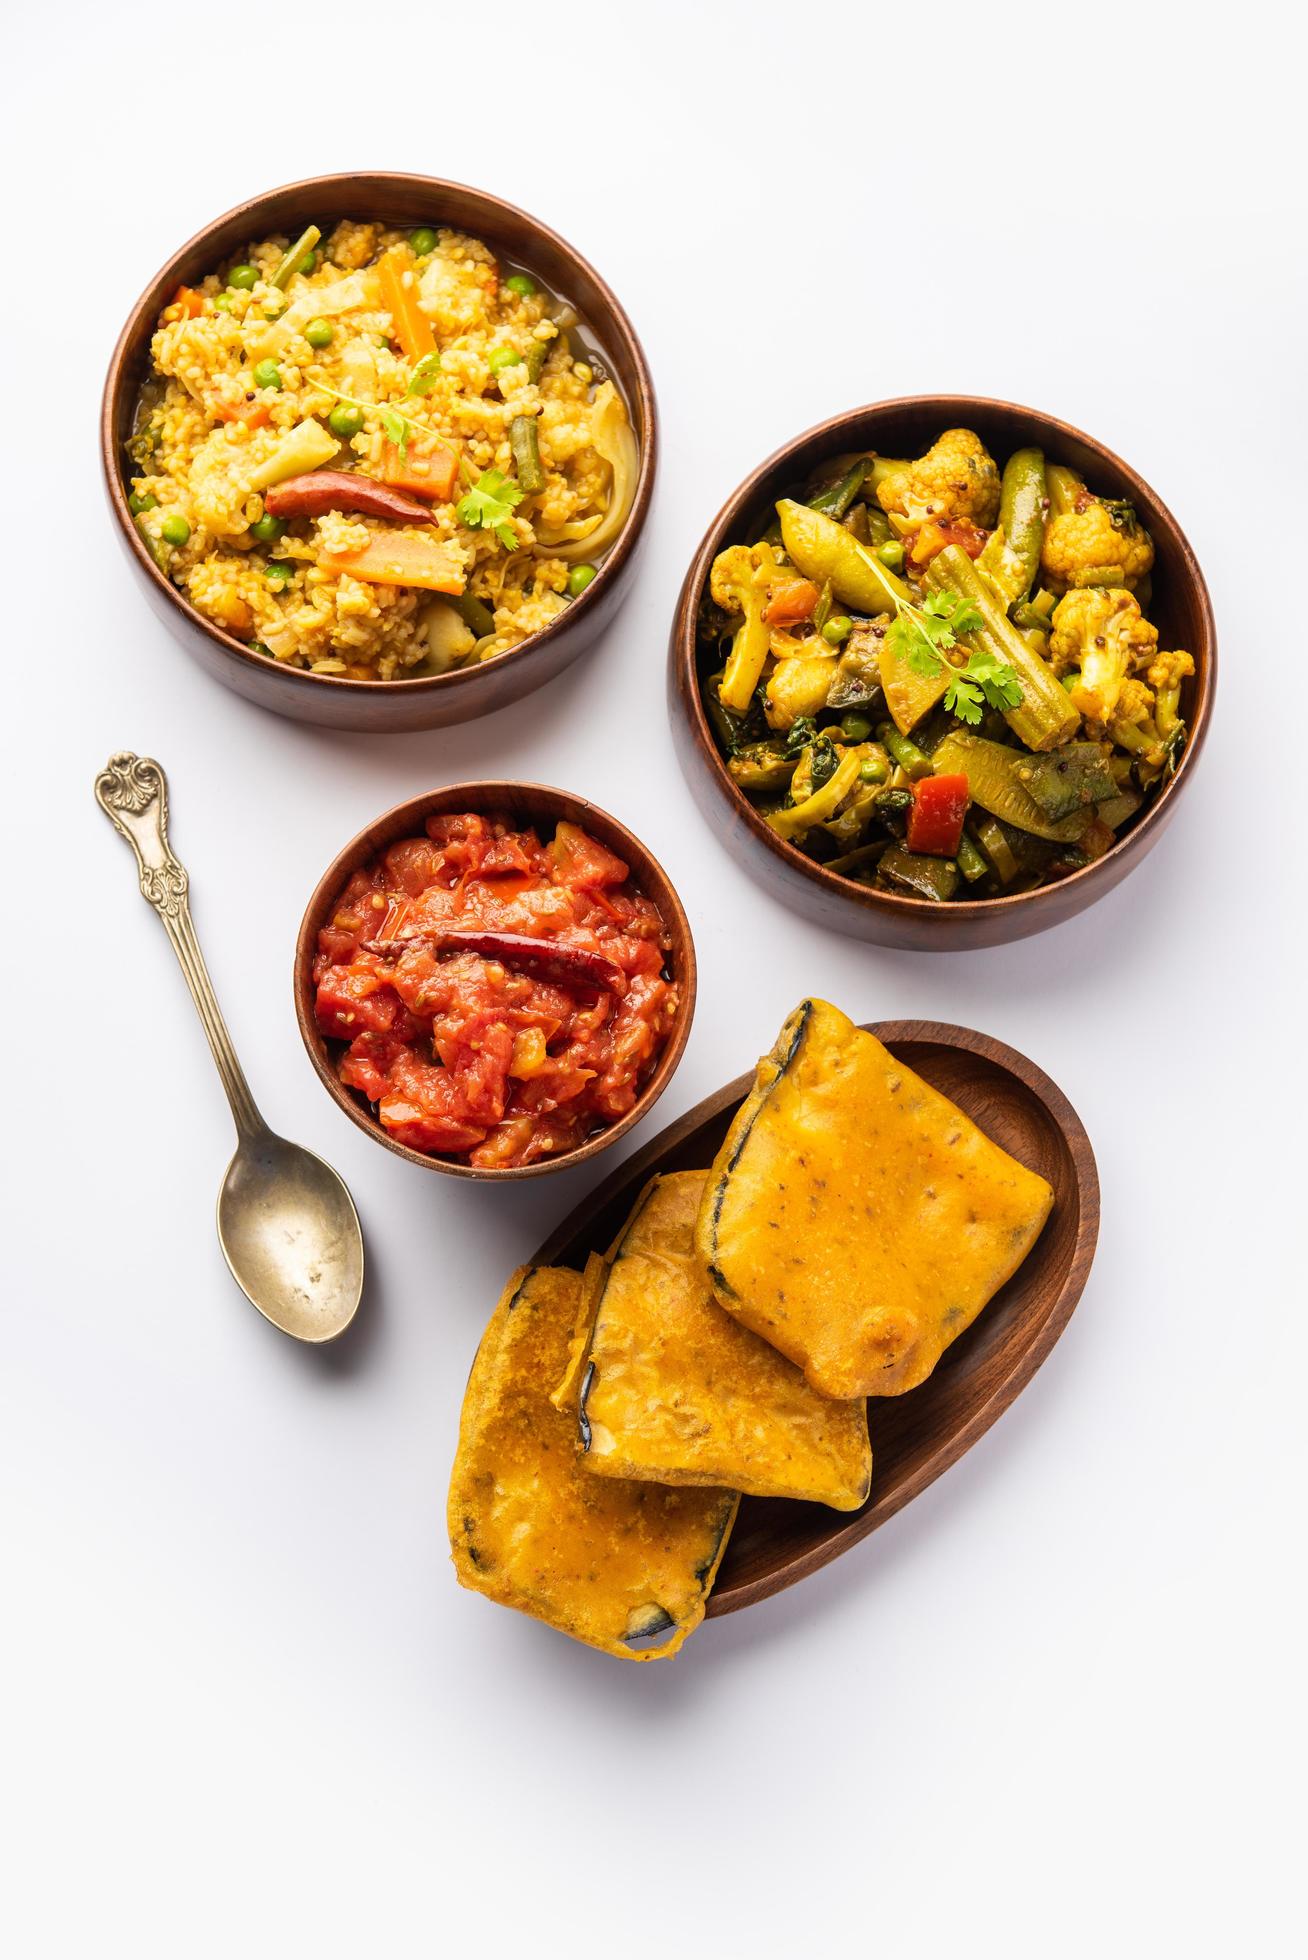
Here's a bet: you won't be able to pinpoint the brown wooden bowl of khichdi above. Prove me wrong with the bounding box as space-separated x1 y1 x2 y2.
102 173 657 731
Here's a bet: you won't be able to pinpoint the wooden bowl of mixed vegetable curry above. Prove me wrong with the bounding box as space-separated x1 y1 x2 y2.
102 173 656 732
670 398 1215 949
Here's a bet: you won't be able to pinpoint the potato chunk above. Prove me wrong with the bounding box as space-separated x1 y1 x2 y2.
696 1001 1055 1399
448 1265 737 1660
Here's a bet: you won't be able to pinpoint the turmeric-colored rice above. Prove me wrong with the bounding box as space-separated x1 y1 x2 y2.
128 219 638 680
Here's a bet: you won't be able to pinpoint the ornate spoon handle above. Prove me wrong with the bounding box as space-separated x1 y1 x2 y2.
95 752 263 1140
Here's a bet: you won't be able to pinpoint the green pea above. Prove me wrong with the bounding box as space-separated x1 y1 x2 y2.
328 404 364 440
253 360 282 390
567 564 598 598
128 491 158 516
822 615 853 646
841 712 873 742
300 250 318 276
251 513 285 544
227 264 259 290
266 560 295 585
160 514 190 547
213 294 235 313
505 273 536 298
304 318 333 349
876 539 905 572
859 756 889 785
488 346 523 374
409 226 438 256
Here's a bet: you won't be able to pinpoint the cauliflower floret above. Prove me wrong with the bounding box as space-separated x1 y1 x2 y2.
1050 588 1158 725
711 542 782 712
1147 648 1195 695
1042 498 1154 593
877 428 1000 529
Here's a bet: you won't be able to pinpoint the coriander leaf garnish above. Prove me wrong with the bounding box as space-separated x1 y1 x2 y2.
457 469 523 550
405 351 442 398
887 587 1021 727
310 378 427 466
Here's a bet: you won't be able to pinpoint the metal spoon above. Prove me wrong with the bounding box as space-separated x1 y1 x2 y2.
95 752 364 1344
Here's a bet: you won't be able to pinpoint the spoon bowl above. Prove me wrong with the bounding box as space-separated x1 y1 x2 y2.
218 1133 363 1343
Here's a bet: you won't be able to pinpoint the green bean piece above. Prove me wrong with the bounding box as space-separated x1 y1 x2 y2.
808 455 871 521
454 591 496 638
976 447 1046 607
879 846 960 902
135 515 172 573
525 338 549 383
227 263 258 291
271 224 321 290
876 721 933 780
1011 600 1051 632
822 615 853 647
509 414 546 494
955 834 989 883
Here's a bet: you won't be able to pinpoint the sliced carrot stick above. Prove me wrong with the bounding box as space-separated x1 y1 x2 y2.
379 433 459 502
163 285 206 322
319 531 464 593
377 250 436 363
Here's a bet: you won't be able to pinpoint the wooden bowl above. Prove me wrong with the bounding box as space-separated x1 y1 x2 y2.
103 172 657 732
669 397 1216 949
294 783 696 1179
532 1019 1098 1613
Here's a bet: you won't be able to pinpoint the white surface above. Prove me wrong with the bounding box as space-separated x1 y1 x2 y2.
4 3 1302 1953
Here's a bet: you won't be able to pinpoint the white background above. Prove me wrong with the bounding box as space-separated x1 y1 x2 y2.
3 3 1302 1953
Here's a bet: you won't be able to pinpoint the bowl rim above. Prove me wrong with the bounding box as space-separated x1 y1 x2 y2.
672 393 1217 924
101 170 658 702
292 780 697 1180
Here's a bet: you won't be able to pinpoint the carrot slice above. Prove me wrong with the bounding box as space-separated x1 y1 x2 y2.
213 398 272 429
319 532 464 593
377 250 436 363
379 433 458 502
763 577 820 626
163 285 206 322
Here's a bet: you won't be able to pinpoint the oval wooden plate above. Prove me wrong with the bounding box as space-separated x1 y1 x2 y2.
531 1019 1098 1615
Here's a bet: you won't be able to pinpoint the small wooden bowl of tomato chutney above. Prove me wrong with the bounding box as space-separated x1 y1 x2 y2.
294 783 696 1179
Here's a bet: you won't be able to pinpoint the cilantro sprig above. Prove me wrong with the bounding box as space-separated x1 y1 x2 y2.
404 352 442 398
457 469 523 550
887 589 1023 727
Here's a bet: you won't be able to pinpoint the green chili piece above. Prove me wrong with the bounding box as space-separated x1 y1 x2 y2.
808 455 871 521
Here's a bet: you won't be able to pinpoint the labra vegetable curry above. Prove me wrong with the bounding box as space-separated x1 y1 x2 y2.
698 429 1194 901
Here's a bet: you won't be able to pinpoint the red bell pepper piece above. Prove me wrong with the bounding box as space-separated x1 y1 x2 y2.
906 774 969 858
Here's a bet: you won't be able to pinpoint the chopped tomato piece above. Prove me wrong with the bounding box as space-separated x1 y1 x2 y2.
906 774 970 858
549 820 628 890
